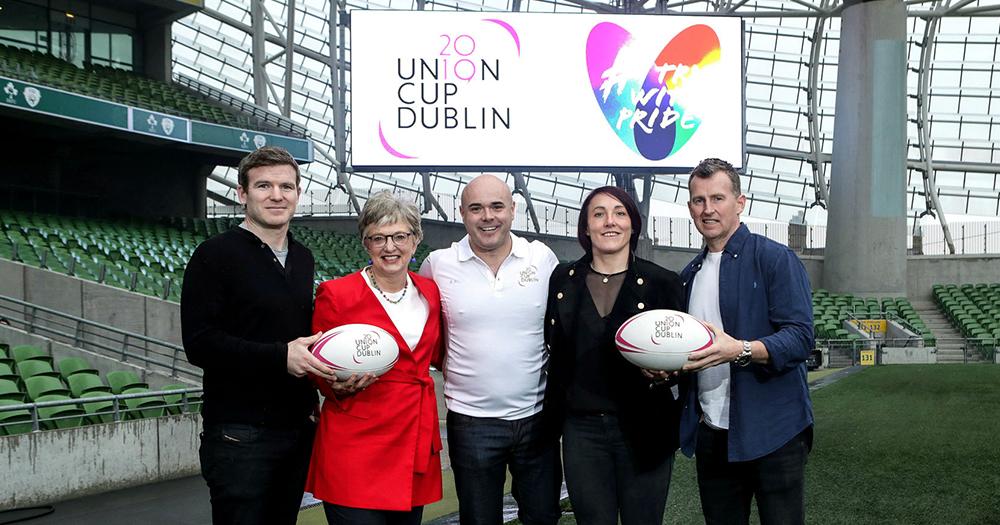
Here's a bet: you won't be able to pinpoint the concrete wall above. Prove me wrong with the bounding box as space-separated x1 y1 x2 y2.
0 258 182 348
0 414 200 508
882 347 937 364
906 254 1000 301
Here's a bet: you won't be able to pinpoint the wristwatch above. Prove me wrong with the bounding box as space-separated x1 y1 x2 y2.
734 340 753 367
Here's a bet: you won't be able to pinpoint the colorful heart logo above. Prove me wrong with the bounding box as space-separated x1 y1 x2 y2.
587 23 721 161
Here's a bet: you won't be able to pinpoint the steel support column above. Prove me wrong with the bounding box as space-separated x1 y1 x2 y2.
284 0 295 117
806 3 832 207
511 172 541 234
914 1 956 254
251 1 267 108
328 1 360 214
420 172 449 220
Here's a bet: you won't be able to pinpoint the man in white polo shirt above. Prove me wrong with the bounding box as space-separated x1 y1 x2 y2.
420 174 561 525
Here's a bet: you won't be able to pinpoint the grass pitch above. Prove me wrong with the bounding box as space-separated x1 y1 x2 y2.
660 364 1000 525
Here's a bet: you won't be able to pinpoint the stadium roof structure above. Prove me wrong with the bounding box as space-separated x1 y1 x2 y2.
171 0 1000 244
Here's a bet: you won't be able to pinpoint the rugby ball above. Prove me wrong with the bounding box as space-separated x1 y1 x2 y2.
311 324 400 380
615 310 714 371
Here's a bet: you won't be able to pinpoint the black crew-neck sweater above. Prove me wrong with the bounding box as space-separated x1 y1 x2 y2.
181 225 316 428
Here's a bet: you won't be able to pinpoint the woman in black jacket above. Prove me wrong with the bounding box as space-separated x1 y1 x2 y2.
544 186 684 525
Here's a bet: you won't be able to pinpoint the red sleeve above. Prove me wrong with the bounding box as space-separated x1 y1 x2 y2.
313 280 340 335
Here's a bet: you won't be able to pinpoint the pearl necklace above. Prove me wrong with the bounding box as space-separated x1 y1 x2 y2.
367 266 408 304
589 263 627 284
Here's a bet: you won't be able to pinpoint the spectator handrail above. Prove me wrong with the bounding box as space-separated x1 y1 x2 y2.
0 294 201 380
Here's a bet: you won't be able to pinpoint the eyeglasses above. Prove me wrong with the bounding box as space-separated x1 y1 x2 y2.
364 232 413 248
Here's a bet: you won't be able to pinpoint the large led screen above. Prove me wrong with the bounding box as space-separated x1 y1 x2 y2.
350 11 745 172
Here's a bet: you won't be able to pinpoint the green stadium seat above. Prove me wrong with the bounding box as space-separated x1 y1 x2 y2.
163 385 202 415
0 378 25 403
0 362 20 385
34 394 86 430
122 388 166 419
66 372 111 398
107 370 148 394
57 358 99 382
80 391 115 424
0 399 34 436
24 375 71 400
16 360 61 382
10 345 53 366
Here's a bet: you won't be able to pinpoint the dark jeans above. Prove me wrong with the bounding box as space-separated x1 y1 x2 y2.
695 424 811 525
562 414 674 525
323 503 423 525
446 410 562 525
199 421 315 525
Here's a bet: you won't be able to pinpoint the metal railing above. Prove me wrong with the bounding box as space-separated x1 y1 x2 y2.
817 335 998 366
843 312 879 338
0 294 201 380
884 311 924 335
0 387 202 434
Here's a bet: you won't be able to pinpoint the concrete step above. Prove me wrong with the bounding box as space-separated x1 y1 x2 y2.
910 300 988 363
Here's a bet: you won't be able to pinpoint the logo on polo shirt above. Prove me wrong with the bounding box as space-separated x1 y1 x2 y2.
518 265 539 287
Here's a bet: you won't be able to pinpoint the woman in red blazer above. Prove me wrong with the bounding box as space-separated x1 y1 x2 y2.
307 191 442 525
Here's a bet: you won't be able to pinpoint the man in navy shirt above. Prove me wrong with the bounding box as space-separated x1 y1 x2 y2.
679 158 814 525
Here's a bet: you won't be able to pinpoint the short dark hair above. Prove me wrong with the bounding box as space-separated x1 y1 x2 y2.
689 158 741 196
577 186 643 257
237 146 301 189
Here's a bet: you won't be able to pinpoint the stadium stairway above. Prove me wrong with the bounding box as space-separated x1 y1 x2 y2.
911 300 983 363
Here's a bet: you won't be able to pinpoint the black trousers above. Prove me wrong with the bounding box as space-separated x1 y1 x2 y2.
323 503 424 525
199 421 315 525
562 414 674 525
695 423 811 525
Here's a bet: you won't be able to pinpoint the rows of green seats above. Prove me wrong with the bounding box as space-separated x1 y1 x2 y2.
2 211 437 303
811 290 935 347
0 43 239 126
2 211 190 302
0 343 200 436
932 283 1000 359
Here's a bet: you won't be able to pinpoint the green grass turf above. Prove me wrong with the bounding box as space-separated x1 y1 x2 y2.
665 364 1000 525
571 365 1000 525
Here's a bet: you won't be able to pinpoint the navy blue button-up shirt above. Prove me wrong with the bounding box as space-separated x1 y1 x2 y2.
679 223 815 462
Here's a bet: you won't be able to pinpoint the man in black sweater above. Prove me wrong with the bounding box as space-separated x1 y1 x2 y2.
182 146 336 525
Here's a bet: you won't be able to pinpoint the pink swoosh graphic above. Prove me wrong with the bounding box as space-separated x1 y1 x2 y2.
615 318 645 352
692 320 715 352
484 19 520 56
379 122 417 159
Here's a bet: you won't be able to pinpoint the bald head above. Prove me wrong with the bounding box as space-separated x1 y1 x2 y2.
460 175 515 259
461 175 512 209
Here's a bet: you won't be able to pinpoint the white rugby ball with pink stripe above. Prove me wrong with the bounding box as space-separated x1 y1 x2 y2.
615 310 714 371
312 324 400 381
